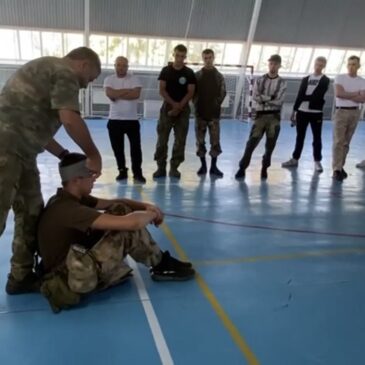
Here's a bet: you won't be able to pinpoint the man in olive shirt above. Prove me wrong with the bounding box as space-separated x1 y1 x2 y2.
0 47 102 294
194 49 226 177
38 153 195 312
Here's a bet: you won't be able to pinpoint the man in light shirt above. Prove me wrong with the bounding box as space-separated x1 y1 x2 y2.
235 54 286 180
282 57 330 172
332 55 365 181
104 57 146 183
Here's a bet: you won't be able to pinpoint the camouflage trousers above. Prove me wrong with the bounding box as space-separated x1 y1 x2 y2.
195 118 222 158
239 113 281 169
66 203 162 294
0 152 43 281
154 103 190 168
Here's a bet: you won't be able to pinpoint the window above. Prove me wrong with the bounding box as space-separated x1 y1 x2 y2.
291 47 312 73
223 43 242 65
257 45 279 72
247 44 262 70
360 52 365 76
0 29 19 60
107 36 127 65
128 37 147 66
147 39 167 66
64 33 83 55
19 30 41 60
278 46 295 72
187 41 206 63
325 49 346 75
206 42 224 65
90 35 107 64
42 32 63 57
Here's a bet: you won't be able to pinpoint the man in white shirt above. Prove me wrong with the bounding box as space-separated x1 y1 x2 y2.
333 55 365 181
104 57 145 183
282 57 330 172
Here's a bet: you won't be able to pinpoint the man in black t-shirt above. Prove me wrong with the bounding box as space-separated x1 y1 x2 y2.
153 44 196 179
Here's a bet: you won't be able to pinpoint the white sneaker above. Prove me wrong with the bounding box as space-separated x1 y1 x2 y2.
282 158 298 168
356 160 365 168
314 161 323 173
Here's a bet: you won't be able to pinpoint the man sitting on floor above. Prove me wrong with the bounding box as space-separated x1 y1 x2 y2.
38 153 194 312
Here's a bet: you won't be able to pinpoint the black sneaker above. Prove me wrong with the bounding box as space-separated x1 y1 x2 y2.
6 273 41 295
333 170 343 181
150 251 195 281
116 168 128 181
210 166 224 177
197 165 207 176
341 169 348 179
261 168 268 180
162 251 192 268
235 168 245 179
134 174 146 184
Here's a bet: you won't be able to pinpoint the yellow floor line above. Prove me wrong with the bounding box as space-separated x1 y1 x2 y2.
194 247 365 267
160 223 260 365
138 188 259 364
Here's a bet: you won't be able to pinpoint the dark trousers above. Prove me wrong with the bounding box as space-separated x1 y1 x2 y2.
107 119 143 176
292 111 323 161
239 113 281 169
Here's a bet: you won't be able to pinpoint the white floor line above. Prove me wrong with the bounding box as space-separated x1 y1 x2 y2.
126 257 174 365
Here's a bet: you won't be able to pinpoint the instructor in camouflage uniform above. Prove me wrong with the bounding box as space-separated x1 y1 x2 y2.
194 49 226 177
153 44 196 179
38 153 195 312
0 47 102 294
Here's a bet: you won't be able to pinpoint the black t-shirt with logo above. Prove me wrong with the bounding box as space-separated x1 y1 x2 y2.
158 65 197 102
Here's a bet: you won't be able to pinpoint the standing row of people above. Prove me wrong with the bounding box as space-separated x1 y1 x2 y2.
105 46 365 183
104 45 227 182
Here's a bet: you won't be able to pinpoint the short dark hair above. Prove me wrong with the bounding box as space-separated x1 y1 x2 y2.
65 47 101 73
59 152 87 168
348 55 360 63
174 44 188 54
202 49 214 56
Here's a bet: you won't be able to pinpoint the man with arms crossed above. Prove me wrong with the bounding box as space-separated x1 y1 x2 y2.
332 55 365 181
104 57 146 183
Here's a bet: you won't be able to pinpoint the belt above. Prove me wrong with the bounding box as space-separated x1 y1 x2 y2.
256 110 281 115
336 107 359 110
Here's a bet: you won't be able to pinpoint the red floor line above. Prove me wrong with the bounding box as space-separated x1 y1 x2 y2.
165 212 365 239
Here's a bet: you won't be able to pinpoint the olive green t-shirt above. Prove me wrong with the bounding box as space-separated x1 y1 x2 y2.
0 56 80 158
38 189 103 273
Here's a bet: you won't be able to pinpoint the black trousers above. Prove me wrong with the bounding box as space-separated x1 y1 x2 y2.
292 111 323 162
107 119 143 175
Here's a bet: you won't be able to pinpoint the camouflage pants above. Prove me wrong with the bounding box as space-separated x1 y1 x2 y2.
154 104 190 168
66 203 162 294
195 118 222 158
0 152 43 281
239 113 281 169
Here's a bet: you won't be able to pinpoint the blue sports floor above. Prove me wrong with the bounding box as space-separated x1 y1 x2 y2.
1 119 365 365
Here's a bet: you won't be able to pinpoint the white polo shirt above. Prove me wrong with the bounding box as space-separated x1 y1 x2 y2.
103 73 142 120
334 74 365 108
